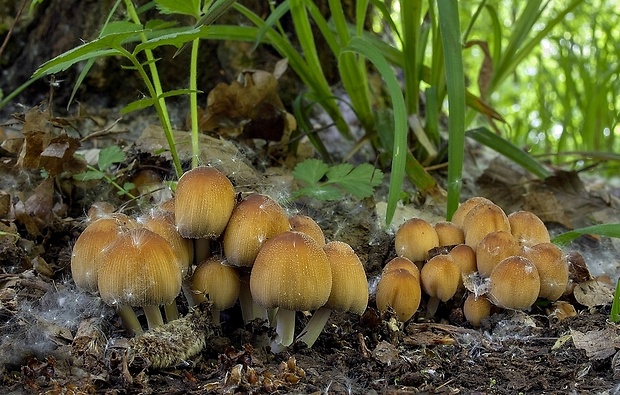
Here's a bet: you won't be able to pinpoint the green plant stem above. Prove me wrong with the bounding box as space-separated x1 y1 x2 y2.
123 0 183 177
86 165 136 199
189 38 200 169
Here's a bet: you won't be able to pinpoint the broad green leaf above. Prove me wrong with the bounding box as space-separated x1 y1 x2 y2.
334 163 384 199
154 0 200 18
134 26 209 52
326 163 355 181
551 224 620 248
292 158 329 185
294 185 343 201
98 146 126 172
73 171 105 181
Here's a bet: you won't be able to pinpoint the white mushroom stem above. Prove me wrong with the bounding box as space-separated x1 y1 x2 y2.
163 302 179 322
426 296 440 318
275 308 296 347
239 282 255 323
143 305 165 329
297 306 332 348
116 305 144 336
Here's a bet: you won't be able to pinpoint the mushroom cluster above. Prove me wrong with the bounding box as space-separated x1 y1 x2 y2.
376 196 571 328
70 166 368 348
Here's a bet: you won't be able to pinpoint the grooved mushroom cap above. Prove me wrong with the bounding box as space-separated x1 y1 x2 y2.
323 241 368 314
376 268 421 322
223 194 290 267
448 244 477 280
175 166 235 239
463 293 492 327
508 211 551 247
98 228 183 307
520 243 568 301
434 221 465 246
250 231 332 311
420 254 461 302
395 218 439 262
475 230 520 277
289 214 326 247
489 255 540 310
71 213 138 293
190 256 240 310
383 256 420 279
462 202 511 248
451 197 493 228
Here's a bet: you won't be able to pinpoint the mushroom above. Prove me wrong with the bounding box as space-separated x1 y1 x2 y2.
434 221 465 246
451 196 493 228
98 228 183 335
289 214 326 247
420 254 461 316
298 241 368 347
395 218 439 263
448 244 477 288
462 202 511 248
376 268 422 322
489 255 540 310
520 242 569 301
250 231 332 347
190 256 241 325
475 230 520 277
175 166 236 262
383 256 420 278
463 293 492 327
71 213 138 293
508 210 551 247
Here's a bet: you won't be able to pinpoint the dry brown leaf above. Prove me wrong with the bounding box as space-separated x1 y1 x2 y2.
571 328 620 360
372 340 399 365
573 279 614 307
14 177 55 236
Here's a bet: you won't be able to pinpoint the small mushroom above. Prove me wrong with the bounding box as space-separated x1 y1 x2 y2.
420 254 461 316
395 218 439 262
289 214 326 247
462 202 511 248
508 210 551 247
382 256 420 278
434 221 465 246
376 268 421 322
520 243 569 301
451 196 493 228
463 293 492 327
475 230 520 277
489 255 540 310
448 244 477 288
190 256 241 325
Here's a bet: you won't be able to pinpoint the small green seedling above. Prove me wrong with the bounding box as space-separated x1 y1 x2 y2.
73 146 135 198
611 278 620 323
291 158 383 201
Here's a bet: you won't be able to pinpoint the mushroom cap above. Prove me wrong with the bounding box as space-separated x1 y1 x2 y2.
434 221 465 246
175 166 236 239
475 230 520 277
289 214 326 247
376 268 421 322
190 256 240 310
138 212 194 277
489 255 540 310
98 228 183 307
250 231 332 311
323 241 368 314
395 218 439 262
508 211 551 247
448 244 477 279
462 202 511 248
71 213 138 293
420 254 461 302
223 194 290 267
451 197 493 228
383 256 420 279
520 243 568 301
463 293 492 327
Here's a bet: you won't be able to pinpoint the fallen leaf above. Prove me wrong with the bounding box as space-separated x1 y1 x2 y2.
571 328 620 360
573 279 614 307
372 340 399 365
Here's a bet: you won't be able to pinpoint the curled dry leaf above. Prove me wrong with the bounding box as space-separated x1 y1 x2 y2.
572 279 614 308
571 328 620 360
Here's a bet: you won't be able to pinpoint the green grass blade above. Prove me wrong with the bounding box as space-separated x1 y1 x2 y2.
438 0 466 220
466 127 551 178
551 224 620 248
611 279 620 323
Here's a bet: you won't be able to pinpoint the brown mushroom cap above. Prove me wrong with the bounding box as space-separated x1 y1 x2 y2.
420 254 461 302
98 228 183 308
323 241 368 314
489 255 540 310
508 211 551 247
175 166 236 239
448 244 477 280
250 231 332 311
395 218 439 262
475 230 520 277
434 221 465 246
376 268 421 322
451 197 493 228
462 202 511 248
463 293 492 327
289 214 326 247
520 243 569 301
190 256 241 310
383 256 420 279
71 213 138 293
224 194 291 267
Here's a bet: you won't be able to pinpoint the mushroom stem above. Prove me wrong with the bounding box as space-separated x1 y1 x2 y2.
239 281 255 323
183 280 196 308
116 305 143 336
426 296 440 318
297 306 332 348
275 308 296 347
143 305 165 329
163 301 179 322
212 308 221 326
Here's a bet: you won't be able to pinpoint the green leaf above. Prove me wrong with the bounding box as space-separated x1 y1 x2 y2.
154 0 201 18
551 223 620 248
134 26 210 52
335 163 384 199
295 185 343 201
611 279 620 323
326 163 355 181
292 158 329 185
121 97 156 114
73 170 105 181
98 146 126 172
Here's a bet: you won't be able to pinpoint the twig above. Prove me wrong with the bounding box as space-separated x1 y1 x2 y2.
0 0 28 61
